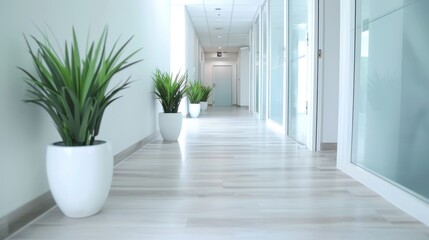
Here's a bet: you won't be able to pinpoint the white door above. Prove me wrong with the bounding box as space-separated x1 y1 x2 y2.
212 65 232 106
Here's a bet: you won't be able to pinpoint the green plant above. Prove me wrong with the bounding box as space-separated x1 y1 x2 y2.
153 69 188 113
200 85 212 102
186 81 204 104
20 27 141 146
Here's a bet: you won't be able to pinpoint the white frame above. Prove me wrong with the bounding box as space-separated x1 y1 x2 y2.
283 0 289 135
337 0 429 226
251 8 261 115
249 27 254 112
312 0 322 151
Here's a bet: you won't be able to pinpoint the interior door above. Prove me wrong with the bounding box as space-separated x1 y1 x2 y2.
268 0 286 126
254 15 260 113
288 0 309 145
212 65 232 106
259 3 269 119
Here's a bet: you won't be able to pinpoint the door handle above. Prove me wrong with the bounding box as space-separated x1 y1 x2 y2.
306 101 308 115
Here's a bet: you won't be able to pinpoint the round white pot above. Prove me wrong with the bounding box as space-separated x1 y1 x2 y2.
46 141 113 218
189 103 201 118
159 112 182 141
200 101 208 111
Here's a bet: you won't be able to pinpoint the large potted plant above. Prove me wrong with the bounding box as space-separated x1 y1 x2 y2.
153 69 188 141
20 28 141 218
200 85 212 111
186 81 204 118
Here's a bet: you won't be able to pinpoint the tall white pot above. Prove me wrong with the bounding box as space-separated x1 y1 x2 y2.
189 103 201 118
159 112 182 141
200 101 208 111
46 141 113 218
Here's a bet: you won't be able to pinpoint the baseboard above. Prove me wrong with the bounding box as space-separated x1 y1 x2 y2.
320 142 337 150
1 132 158 240
0 191 54 240
0 218 8 240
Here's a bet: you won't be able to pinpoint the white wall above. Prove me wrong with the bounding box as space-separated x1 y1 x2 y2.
319 0 340 144
239 47 250 107
204 53 239 105
0 0 171 218
185 8 201 82
170 5 201 81
199 46 205 82
171 5 202 114
170 4 186 74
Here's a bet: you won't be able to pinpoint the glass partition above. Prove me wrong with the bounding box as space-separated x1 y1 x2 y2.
259 3 269 119
352 0 429 201
287 0 309 144
254 16 260 113
268 0 285 124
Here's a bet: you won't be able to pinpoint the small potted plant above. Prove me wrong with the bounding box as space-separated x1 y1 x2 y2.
200 85 212 111
153 69 188 141
186 81 204 118
20 28 141 218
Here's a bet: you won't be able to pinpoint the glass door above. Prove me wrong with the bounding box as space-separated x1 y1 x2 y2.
287 0 309 144
253 16 260 113
259 2 268 119
268 0 285 125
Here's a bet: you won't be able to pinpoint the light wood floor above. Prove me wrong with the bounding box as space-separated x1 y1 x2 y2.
9 107 429 239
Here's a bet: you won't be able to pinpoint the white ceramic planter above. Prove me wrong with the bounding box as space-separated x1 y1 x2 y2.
46 141 113 218
189 103 201 118
159 112 182 141
200 101 208 111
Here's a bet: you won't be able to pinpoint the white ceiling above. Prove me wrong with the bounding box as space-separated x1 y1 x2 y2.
174 0 265 53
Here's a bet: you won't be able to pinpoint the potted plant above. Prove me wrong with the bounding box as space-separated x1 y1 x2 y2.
20 28 141 218
186 81 204 118
153 69 188 141
200 85 212 111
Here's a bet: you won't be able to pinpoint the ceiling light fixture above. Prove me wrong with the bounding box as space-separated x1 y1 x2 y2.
217 35 222 38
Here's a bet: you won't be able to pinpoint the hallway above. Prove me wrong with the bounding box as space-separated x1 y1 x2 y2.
9 107 429 239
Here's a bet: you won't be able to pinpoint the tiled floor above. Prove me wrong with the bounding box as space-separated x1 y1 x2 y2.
9 107 429 239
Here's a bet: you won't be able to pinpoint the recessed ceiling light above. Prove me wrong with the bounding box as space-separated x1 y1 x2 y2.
217 35 222 38
215 8 221 11
218 46 222 49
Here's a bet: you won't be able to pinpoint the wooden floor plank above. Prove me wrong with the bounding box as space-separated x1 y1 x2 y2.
9 107 429 240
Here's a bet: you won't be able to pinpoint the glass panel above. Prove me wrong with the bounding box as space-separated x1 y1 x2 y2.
288 0 308 144
268 0 284 124
353 0 429 201
254 17 260 113
260 4 268 119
